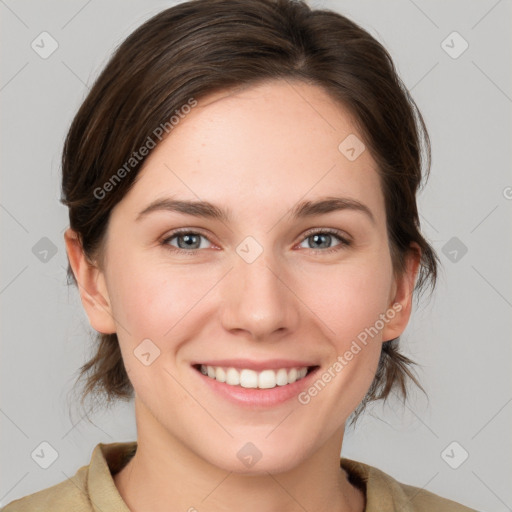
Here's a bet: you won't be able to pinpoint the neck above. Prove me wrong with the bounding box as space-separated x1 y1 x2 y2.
113 399 365 512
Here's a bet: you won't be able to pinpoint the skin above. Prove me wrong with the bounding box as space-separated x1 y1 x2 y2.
65 79 420 512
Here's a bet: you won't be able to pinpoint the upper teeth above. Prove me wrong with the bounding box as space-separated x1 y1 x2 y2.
199 365 309 389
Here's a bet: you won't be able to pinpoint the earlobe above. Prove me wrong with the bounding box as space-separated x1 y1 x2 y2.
64 228 117 334
381 243 421 342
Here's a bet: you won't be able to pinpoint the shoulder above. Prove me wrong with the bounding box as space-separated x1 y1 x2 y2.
1 465 90 512
2 441 136 512
395 478 479 512
340 457 479 512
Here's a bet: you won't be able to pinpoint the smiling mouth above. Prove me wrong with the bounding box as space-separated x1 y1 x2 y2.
192 364 319 390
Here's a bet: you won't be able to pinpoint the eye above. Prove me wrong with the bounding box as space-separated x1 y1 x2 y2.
297 229 351 254
161 230 213 254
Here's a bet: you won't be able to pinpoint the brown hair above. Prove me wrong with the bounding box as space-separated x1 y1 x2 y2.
62 0 439 424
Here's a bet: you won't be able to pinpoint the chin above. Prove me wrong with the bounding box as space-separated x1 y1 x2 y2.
200 438 311 476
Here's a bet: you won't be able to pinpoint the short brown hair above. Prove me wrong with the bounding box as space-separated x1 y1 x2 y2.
62 0 439 424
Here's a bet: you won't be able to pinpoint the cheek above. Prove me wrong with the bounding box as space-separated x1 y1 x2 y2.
106 250 217 342
300 253 394 344
295 260 393 417
106 257 210 395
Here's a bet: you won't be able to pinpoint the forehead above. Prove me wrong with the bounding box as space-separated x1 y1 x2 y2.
117 80 385 223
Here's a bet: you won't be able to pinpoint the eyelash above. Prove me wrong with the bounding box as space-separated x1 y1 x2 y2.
160 228 352 256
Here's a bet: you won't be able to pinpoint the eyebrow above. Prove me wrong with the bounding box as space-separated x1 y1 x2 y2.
136 196 375 225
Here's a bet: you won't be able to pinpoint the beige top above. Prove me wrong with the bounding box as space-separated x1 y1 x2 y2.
2 441 478 511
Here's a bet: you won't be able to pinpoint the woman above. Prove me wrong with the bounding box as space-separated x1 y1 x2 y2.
3 0 478 510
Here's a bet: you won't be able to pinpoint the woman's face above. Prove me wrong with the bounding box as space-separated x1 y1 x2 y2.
70 79 417 473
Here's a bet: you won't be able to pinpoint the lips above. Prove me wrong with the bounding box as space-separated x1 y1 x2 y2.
192 360 320 411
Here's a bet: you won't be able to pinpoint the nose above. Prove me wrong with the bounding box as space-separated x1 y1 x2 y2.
219 244 300 342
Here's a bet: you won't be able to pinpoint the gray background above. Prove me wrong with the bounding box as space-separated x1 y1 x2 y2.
1 1 511 510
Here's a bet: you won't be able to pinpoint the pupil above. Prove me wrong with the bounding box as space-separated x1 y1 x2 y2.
179 234 199 249
312 234 330 249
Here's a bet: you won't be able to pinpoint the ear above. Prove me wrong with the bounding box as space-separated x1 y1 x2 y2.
64 228 117 334
381 242 421 342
